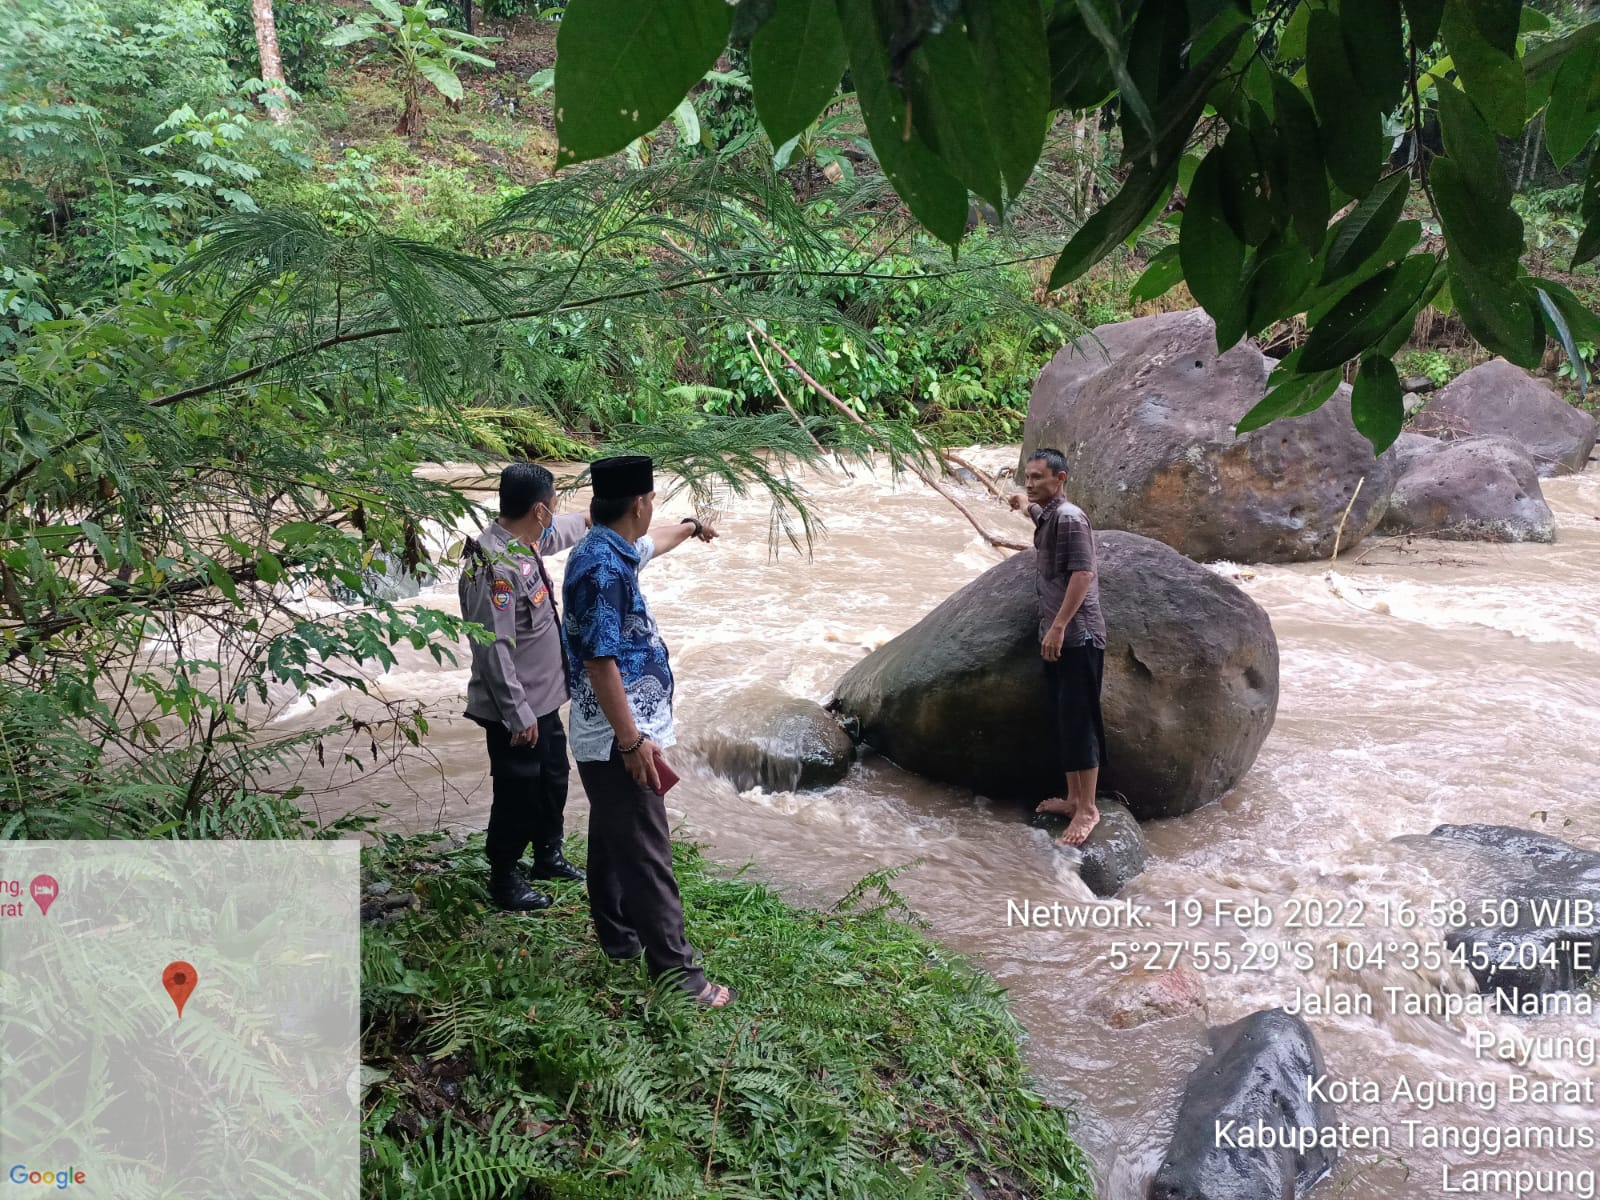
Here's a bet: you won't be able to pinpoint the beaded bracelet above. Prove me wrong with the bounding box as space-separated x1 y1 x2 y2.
618 732 647 755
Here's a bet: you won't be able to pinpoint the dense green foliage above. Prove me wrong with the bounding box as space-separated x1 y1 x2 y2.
550 0 1600 448
363 833 1096 1200
213 0 337 94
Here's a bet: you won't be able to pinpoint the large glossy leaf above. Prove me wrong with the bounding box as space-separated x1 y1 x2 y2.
1322 171 1410 284
1435 80 1509 206
966 0 1050 197
1430 155 1521 278
1078 0 1156 150
1130 244 1183 303
1300 254 1438 370
1269 76 1329 251
1404 0 1445 47
1220 123 1276 246
1535 285 1589 397
555 0 732 163
1576 151 1600 268
1049 25 1246 287
1306 10 1380 198
1342 0 1406 112
1543 42 1600 170
836 0 970 246
904 0 1049 208
751 0 849 148
1244 240 1321 335
1445 254 1542 367
416 60 464 103
1046 11 1116 109
1351 355 1405 451
1236 366 1343 433
902 20 1004 208
1439 0 1525 137
1180 149 1249 348
1308 220 1425 322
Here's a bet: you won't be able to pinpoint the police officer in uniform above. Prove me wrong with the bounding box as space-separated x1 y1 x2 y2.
459 462 589 911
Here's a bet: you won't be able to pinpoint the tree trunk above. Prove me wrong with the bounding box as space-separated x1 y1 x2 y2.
250 0 291 125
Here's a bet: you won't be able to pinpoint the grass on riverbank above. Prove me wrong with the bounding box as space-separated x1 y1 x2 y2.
361 833 1096 1200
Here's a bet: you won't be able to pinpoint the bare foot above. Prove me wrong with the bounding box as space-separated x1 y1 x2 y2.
1055 804 1101 847
1035 796 1074 816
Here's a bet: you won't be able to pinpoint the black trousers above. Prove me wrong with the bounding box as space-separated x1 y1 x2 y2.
577 747 704 992
482 711 569 870
1045 644 1107 774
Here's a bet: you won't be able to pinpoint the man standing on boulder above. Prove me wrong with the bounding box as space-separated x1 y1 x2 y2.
1009 448 1108 846
564 454 735 1008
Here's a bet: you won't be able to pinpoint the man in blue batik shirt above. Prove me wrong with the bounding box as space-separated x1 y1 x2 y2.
563 455 736 1009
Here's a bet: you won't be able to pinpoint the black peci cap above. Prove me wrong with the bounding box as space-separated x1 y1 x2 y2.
590 454 654 501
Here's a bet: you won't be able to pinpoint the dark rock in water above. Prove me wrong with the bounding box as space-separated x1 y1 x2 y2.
1151 1009 1338 1200
700 690 855 792
1412 358 1598 477
1035 795 1148 896
1019 310 1401 563
1399 825 1600 999
830 531 1277 819
1379 436 1556 543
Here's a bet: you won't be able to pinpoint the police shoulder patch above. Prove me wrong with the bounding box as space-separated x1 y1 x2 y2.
490 578 513 610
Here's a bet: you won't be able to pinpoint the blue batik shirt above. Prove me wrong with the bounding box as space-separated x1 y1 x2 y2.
562 527 674 762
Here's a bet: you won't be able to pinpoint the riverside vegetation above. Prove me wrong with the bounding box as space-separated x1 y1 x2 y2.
3 2 1599 1197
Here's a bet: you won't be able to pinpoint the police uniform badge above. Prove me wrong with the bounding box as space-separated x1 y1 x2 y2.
521 561 534 578
491 578 513 611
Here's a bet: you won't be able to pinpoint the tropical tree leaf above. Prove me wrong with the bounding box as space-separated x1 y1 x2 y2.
1269 75 1330 251
1322 171 1410 284
1236 367 1343 433
1306 9 1380 198
751 0 849 148
1439 0 1526 136
1542 41 1600 170
1049 22 1246 287
1577 151 1600 268
1351 354 1405 451
1129 244 1182 303
1180 148 1248 347
1343 0 1407 112
1300 254 1439 370
1404 0 1446 47
416 60 463 102
1535 284 1588 397
554 0 732 163
836 0 970 246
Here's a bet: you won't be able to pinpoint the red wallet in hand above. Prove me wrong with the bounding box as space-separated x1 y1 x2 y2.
652 750 679 796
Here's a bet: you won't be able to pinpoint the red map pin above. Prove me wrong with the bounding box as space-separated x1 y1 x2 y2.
29 875 59 916
163 961 198 1018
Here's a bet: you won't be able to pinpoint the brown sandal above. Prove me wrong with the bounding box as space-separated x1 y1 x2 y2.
692 980 736 1008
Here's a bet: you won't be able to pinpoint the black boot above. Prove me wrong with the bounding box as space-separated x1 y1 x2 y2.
488 866 551 912
527 843 585 883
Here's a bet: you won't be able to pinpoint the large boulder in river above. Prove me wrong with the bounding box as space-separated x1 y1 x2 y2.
1412 358 1597 476
830 531 1277 819
698 689 855 791
1020 310 1401 564
1395 824 1600 1000
1378 436 1556 543
1150 1009 1338 1200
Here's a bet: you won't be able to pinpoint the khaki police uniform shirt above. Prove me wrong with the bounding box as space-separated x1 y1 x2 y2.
459 512 588 732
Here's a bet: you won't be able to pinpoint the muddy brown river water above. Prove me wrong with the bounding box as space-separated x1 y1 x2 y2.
283 449 1599 1198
